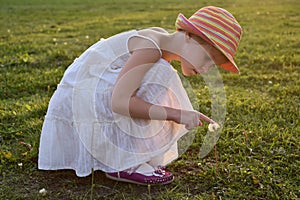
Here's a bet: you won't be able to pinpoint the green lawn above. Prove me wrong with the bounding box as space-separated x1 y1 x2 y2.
0 0 299 199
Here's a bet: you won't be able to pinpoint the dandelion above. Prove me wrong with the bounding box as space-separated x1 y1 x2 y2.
208 123 220 132
39 188 47 196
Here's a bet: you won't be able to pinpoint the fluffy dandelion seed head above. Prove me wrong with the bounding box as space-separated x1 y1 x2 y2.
39 188 47 196
208 123 220 132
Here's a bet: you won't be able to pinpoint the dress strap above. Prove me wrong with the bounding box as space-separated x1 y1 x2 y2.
127 32 163 56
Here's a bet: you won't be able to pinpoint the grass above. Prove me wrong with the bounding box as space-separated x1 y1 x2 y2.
0 0 299 199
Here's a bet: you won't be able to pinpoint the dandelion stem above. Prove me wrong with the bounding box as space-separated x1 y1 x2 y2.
90 168 94 200
214 138 219 176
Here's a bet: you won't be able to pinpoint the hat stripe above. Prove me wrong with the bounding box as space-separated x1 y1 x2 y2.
207 7 236 23
200 9 242 37
196 11 241 39
206 33 235 57
207 34 235 57
193 12 240 44
176 14 186 25
191 17 238 51
191 20 237 53
206 7 238 27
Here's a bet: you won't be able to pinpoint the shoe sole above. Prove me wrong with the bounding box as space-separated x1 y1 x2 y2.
105 173 174 186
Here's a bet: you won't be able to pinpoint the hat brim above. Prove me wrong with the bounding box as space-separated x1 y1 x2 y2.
176 13 240 74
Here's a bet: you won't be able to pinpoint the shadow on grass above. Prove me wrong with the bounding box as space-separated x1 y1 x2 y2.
39 169 158 199
2 166 187 199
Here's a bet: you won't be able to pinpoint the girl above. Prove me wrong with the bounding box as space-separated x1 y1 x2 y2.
38 6 242 185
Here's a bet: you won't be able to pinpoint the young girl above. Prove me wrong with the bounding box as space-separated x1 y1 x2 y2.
38 6 242 185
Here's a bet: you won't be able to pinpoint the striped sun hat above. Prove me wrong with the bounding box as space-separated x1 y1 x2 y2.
175 6 242 73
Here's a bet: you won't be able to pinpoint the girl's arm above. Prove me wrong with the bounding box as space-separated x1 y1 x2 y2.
111 43 201 130
128 95 203 130
111 47 172 119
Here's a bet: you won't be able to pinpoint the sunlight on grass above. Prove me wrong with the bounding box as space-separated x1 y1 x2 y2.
0 0 299 199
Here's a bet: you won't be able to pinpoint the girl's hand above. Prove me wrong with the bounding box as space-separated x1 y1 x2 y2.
176 110 203 130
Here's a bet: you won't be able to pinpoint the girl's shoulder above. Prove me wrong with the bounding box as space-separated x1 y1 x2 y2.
137 27 169 37
147 27 169 33
128 28 168 55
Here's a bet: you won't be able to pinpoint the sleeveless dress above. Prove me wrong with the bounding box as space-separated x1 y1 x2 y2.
38 30 194 177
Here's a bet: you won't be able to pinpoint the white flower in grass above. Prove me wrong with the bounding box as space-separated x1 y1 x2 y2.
208 123 220 132
39 188 47 196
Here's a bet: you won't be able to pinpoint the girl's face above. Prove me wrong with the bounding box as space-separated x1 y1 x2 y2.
180 35 228 76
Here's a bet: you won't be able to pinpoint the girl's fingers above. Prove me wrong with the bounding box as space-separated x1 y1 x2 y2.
199 112 214 123
198 120 203 126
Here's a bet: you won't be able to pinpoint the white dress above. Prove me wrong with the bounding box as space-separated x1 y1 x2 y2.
38 30 194 177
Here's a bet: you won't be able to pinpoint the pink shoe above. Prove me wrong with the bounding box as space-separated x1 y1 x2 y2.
105 166 174 185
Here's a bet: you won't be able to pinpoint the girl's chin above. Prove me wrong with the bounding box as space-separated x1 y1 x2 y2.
182 69 200 76
181 70 190 76
182 72 194 76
